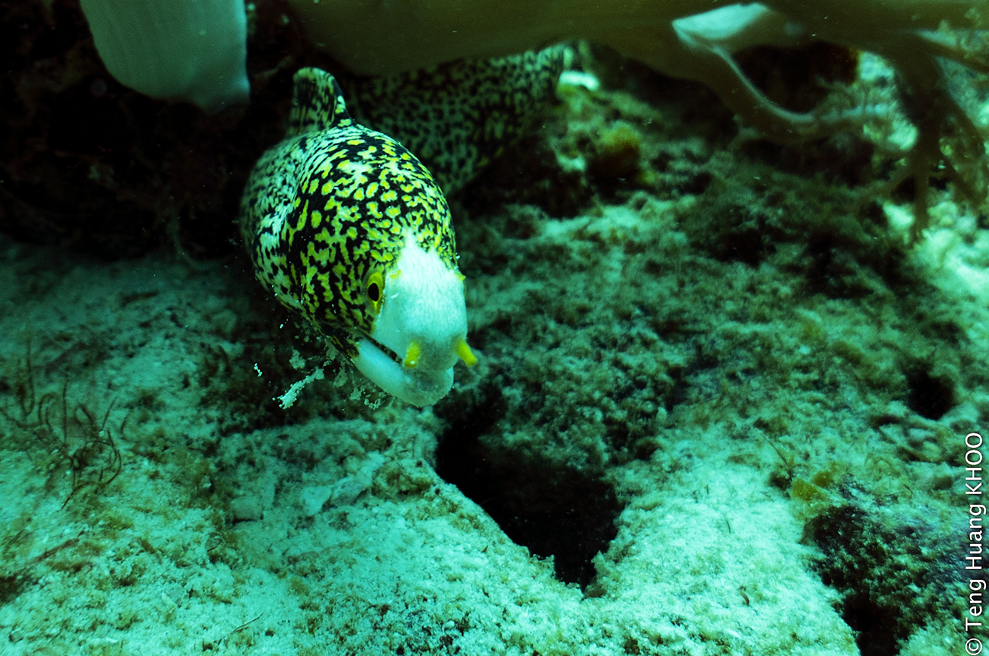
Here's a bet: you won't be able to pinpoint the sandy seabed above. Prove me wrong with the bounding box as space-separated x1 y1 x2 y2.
1 52 988 656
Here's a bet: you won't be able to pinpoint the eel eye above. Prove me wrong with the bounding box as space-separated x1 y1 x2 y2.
365 270 384 312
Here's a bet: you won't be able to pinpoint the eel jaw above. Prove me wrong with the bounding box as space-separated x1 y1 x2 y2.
351 234 475 407
352 337 454 407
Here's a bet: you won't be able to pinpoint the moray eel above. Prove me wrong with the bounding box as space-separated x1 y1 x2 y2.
239 67 476 407
346 46 567 195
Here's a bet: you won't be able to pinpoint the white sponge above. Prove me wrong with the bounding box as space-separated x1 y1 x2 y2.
80 0 249 113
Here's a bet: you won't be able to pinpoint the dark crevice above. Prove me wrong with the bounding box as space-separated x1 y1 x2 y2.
436 394 622 589
840 593 899 656
905 368 955 420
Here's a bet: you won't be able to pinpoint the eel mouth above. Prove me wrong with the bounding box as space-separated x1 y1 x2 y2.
366 332 402 366
351 335 454 407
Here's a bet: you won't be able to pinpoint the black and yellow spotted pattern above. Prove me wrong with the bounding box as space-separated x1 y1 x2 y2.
240 67 457 358
346 46 567 195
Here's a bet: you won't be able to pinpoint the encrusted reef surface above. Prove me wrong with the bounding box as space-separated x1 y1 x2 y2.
1 44 988 656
